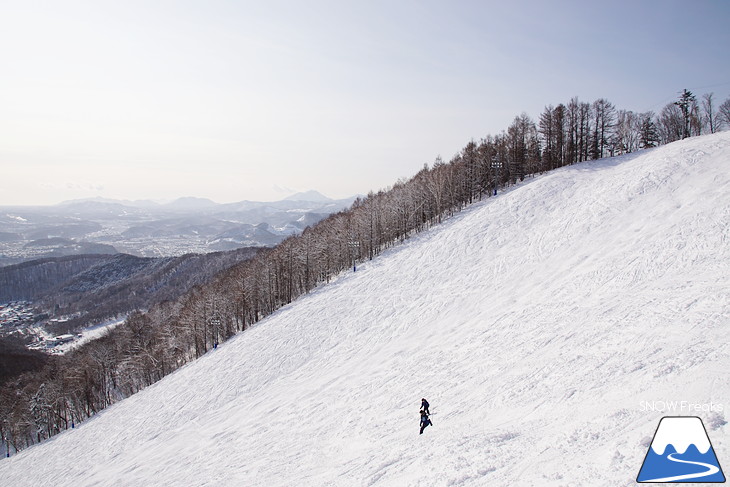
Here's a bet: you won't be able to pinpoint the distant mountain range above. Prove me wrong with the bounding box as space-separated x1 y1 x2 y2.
0 191 358 266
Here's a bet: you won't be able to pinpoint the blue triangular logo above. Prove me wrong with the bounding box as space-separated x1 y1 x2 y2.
637 416 725 483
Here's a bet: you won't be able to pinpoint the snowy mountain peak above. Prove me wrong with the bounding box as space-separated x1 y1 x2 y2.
650 417 712 455
283 190 332 202
165 197 218 209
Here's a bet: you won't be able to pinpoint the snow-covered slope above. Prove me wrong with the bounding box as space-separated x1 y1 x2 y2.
2 133 729 486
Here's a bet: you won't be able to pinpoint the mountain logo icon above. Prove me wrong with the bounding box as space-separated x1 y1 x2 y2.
637 416 726 483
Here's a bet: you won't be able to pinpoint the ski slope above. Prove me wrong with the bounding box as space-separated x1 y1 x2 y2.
2 133 729 486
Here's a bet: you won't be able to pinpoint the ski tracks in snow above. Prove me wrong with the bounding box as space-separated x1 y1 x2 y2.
1 133 729 487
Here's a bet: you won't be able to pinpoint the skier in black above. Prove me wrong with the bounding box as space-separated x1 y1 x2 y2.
421 398 430 415
419 408 432 435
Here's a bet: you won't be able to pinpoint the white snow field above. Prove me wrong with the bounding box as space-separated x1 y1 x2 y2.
2 133 729 486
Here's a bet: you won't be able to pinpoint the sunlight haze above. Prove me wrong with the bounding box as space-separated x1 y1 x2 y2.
1 0 729 205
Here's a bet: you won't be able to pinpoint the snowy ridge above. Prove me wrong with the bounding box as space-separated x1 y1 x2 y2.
1 133 729 486
650 417 712 455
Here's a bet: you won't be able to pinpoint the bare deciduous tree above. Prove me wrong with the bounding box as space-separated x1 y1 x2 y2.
702 93 718 134
717 97 730 130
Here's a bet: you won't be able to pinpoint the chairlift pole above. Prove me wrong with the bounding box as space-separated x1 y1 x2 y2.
349 239 360 272
491 159 503 196
210 317 221 349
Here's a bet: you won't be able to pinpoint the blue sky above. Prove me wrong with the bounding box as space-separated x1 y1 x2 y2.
1 0 729 205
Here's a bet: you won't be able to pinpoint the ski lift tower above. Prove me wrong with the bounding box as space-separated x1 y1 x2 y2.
491 158 503 196
209 316 221 348
349 239 360 272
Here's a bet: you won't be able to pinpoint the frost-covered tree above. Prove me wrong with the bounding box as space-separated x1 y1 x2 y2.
613 110 640 155
30 383 51 443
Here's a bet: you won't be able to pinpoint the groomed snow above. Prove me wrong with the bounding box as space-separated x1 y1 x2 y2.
1 133 728 486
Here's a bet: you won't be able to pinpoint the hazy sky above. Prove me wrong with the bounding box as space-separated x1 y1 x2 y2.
1 0 729 205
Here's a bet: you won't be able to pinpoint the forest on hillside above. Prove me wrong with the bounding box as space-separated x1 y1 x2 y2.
0 248 262 336
2 90 729 455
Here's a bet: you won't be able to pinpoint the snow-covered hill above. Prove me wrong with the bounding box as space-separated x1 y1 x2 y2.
2 133 728 486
